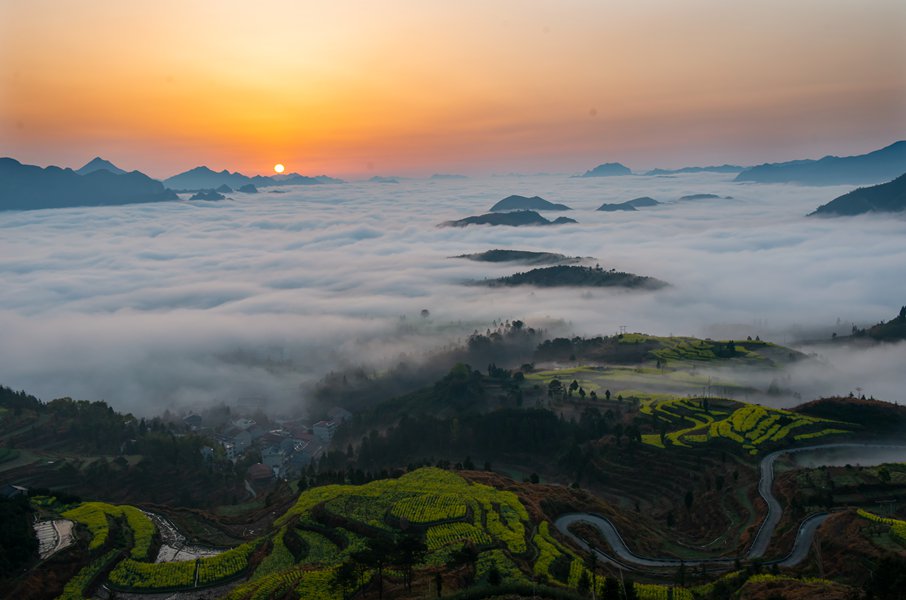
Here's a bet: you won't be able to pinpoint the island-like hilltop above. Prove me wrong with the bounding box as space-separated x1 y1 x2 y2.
489 195 571 211
439 210 577 227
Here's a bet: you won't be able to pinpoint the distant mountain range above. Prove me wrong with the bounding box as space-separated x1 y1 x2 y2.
645 165 745 176
735 141 906 185
163 166 343 191
439 210 577 227
489 195 571 212
430 173 468 180
75 157 127 175
578 163 632 177
809 173 906 216
0 158 177 211
597 197 660 211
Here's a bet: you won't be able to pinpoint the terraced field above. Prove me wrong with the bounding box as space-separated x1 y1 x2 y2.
47 468 689 599
640 398 851 454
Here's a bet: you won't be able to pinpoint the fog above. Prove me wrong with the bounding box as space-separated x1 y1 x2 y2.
1 173 904 415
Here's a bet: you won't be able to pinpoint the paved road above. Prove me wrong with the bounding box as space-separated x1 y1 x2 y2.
554 443 906 571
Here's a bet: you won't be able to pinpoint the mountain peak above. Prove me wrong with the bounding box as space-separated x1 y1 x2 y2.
76 157 126 176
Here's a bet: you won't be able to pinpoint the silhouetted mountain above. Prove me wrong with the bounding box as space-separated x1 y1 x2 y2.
479 265 666 289
735 141 906 185
578 162 632 177
0 158 177 211
280 173 344 185
164 167 344 191
164 167 252 191
645 164 744 175
369 176 400 184
809 173 906 216
439 210 577 227
431 173 468 180
215 184 233 193
454 250 584 265
678 193 726 201
75 157 127 175
489 195 571 212
189 190 225 201
597 196 659 211
238 184 258 193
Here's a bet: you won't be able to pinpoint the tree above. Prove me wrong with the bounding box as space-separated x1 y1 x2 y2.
330 560 360 600
394 533 427 592
623 578 639 600
684 490 694 511
450 543 479 583
353 535 394 599
487 565 502 586
604 389 611 401
585 546 598 597
602 577 621 600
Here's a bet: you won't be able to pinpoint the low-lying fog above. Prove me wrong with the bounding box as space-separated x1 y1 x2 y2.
1 173 904 415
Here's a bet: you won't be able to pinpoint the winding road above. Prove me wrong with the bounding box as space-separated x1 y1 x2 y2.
554 443 906 571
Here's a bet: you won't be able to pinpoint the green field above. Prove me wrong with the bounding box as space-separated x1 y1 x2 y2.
639 398 851 454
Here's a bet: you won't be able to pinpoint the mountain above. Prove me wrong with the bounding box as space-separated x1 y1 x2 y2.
215 184 233 193
454 249 584 265
578 162 632 177
0 158 177 211
645 164 745 175
369 176 400 184
809 173 906 216
164 167 344 191
678 193 725 201
597 196 659 211
75 156 127 175
163 166 254 191
479 265 667 289
238 184 258 193
439 210 577 227
735 141 906 185
279 173 344 185
489 195 571 212
431 173 468 180
189 190 225 201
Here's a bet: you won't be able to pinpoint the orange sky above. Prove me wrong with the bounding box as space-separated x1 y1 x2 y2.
1 0 905 178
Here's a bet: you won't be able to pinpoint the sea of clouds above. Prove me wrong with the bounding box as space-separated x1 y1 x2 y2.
1 173 904 414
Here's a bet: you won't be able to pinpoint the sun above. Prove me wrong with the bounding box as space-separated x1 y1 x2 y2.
273 163 285 174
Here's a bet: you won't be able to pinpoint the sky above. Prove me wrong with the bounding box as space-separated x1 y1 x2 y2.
1 174 905 415
1 0 905 178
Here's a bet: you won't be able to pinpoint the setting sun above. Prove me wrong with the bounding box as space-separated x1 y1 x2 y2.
273 163 285 174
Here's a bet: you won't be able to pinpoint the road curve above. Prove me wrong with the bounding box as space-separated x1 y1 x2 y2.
554 443 906 571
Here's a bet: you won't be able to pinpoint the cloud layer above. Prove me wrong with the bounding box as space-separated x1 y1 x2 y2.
1 173 904 414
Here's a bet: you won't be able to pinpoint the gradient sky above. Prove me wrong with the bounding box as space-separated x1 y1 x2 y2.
2 0 905 178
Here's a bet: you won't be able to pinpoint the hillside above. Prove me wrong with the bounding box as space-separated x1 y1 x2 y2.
795 396 906 433
735 140 906 185
809 173 906 216
578 162 632 177
489 195 571 211
0 158 177 211
453 249 583 265
480 265 666 289
597 196 659 211
439 210 577 227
